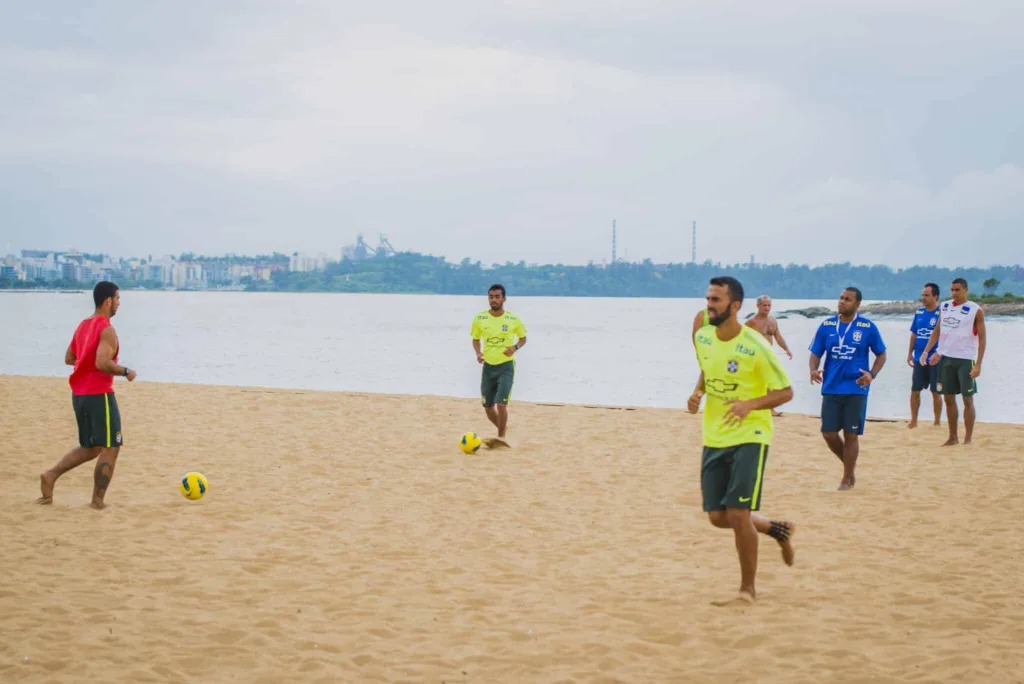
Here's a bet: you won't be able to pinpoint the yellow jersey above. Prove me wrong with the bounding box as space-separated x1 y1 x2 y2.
471 310 527 366
695 325 790 447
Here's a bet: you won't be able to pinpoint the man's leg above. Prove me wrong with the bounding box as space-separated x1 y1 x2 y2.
728 508 758 599
37 446 102 504
484 404 500 429
909 390 921 428
943 395 959 446
822 432 844 462
495 403 509 438
931 391 943 426
962 395 975 445
820 395 846 466
481 363 500 428
90 447 119 510
839 431 859 490
487 363 515 445
708 511 796 567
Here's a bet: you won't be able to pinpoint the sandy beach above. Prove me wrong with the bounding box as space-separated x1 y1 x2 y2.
2 374 1023 683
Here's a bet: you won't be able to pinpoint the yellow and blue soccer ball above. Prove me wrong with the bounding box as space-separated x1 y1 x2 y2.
460 432 482 454
180 472 209 500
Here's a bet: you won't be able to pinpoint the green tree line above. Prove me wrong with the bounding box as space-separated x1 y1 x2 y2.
245 253 1023 300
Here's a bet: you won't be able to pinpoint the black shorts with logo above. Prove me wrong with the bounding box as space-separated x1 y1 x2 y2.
701 443 769 512
72 393 123 448
820 394 867 435
938 357 978 397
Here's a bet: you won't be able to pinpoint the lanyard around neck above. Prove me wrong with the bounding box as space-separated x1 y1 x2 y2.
836 313 858 348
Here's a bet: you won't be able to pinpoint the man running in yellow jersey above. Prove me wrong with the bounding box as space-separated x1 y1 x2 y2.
470 284 527 448
688 276 796 606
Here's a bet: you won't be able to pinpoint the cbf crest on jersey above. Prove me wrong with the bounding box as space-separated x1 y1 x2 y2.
853 330 863 342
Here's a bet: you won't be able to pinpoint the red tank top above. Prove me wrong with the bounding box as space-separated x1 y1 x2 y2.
69 316 118 395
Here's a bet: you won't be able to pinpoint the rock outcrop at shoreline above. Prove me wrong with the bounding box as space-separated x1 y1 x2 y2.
775 301 1024 318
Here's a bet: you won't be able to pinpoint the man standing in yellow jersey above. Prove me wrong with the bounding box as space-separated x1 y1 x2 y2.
688 276 796 606
471 284 527 448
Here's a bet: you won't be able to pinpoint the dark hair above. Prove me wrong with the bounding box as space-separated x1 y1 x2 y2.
844 286 863 303
93 281 119 308
925 282 940 297
488 284 506 297
709 276 744 305
952 277 968 289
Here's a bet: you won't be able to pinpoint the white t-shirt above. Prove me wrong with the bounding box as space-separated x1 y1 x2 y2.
936 299 979 360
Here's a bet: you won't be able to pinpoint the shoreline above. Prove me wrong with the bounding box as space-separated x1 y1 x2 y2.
4 373 1019 426
779 300 1024 317
4 287 1024 313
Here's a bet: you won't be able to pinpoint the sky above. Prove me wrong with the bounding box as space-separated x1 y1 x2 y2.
1 1 1022 268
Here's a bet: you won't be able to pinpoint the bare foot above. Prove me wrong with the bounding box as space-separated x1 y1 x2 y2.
483 437 511 449
772 410 783 417
36 473 55 505
907 421 918 429
964 436 973 445
838 479 853 491
941 437 959 447
90 500 106 511
712 590 756 607
775 522 796 566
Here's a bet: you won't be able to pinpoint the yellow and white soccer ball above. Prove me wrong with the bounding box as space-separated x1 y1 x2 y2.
460 432 482 454
180 471 209 500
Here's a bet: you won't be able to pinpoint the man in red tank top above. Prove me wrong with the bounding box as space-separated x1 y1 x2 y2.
37 281 138 510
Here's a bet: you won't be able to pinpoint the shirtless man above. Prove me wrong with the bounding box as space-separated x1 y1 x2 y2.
745 296 793 416
745 296 794 360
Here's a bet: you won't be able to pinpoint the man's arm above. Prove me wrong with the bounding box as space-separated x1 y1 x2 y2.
95 327 130 377
871 350 887 377
722 386 793 425
972 309 986 377
742 386 794 412
687 371 705 413
65 342 76 366
907 332 917 367
772 320 793 358
809 352 823 383
922 318 941 361
472 338 484 363
505 335 526 357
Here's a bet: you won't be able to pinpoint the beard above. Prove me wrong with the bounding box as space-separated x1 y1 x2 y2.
708 308 732 326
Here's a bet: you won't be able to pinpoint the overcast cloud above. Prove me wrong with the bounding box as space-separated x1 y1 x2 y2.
1 1 1021 267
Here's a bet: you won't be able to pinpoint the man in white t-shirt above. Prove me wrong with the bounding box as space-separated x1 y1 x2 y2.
920 277 987 446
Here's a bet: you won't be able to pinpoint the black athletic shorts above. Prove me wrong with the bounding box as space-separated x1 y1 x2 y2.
938 357 978 397
820 394 867 436
911 361 939 393
72 393 123 448
481 361 515 408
